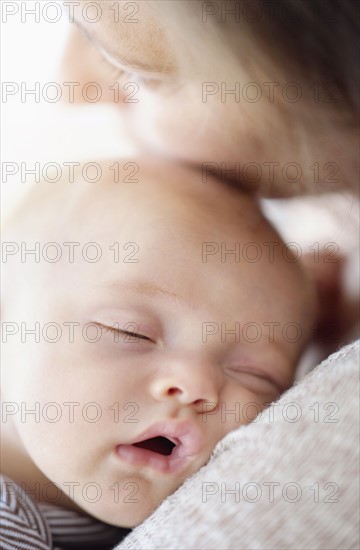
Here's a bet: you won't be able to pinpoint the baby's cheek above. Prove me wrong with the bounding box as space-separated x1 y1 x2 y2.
216 384 283 437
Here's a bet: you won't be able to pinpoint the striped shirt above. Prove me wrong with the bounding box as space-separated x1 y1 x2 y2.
0 475 130 550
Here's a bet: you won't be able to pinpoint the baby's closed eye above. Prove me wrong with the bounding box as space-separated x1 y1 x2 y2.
95 322 155 343
224 365 284 395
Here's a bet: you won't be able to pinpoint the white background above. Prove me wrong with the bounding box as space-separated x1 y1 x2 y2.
1 0 135 217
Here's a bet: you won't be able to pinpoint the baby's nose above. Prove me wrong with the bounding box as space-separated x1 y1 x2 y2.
149 358 221 413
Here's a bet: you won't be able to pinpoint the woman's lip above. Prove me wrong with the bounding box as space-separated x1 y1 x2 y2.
115 420 204 474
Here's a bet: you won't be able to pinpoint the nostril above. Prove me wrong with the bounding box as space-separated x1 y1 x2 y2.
193 398 205 405
196 399 218 413
167 387 181 396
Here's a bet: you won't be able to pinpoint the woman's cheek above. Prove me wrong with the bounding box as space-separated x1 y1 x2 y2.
121 89 259 167
121 88 210 160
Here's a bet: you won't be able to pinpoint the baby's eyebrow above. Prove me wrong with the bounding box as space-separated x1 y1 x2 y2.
105 281 184 304
73 17 170 75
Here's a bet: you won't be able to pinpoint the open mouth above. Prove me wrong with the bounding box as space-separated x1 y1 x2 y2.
115 421 203 474
133 436 178 456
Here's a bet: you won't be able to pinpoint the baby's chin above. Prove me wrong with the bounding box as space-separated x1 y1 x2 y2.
73 489 164 528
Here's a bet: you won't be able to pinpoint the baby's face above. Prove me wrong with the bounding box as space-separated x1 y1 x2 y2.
2 160 315 527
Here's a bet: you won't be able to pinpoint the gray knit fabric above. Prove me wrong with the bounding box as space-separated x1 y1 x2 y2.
116 340 360 550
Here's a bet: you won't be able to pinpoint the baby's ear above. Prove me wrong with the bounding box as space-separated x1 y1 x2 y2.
301 252 348 349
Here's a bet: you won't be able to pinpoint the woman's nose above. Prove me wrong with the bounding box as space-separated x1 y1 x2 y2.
149 358 221 414
60 27 126 104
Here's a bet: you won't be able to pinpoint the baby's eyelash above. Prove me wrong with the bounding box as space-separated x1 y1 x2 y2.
95 323 151 341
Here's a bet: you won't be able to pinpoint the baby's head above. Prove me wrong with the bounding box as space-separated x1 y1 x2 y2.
2 159 316 527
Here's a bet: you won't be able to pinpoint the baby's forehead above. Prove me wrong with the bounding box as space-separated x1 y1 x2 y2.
3 161 315 350
5 159 266 246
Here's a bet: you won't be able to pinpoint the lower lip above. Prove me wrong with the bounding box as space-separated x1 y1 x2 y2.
115 444 189 474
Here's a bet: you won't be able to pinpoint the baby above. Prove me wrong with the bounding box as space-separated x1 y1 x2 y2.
1 158 316 542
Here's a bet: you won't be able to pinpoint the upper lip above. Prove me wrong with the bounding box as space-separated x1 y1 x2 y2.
129 420 204 458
